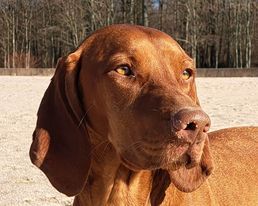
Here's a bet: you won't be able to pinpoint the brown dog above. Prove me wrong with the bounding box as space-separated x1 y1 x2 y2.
29 25 258 205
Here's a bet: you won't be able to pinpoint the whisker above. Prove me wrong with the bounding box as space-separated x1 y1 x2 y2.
123 141 144 153
102 141 112 156
78 104 94 128
95 142 113 161
89 140 110 156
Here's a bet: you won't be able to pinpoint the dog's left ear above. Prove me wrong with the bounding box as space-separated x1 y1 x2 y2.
29 50 91 196
169 138 213 192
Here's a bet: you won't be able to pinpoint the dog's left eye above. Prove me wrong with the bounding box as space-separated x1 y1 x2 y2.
182 69 192 80
115 66 134 76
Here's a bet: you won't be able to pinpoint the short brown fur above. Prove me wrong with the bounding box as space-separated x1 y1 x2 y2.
30 25 258 206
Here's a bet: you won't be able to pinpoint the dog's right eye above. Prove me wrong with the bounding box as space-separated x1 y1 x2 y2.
182 69 192 80
115 66 134 76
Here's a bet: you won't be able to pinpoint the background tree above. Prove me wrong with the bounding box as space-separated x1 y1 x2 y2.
0 0 257 68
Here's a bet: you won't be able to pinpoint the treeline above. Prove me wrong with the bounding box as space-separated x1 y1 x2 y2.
0 0 257 68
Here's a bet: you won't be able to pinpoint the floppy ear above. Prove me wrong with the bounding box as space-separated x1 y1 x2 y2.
169 138 213 192
29 51 91 196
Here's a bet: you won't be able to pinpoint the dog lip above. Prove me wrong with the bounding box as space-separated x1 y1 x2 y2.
119 139 195 171
160 158 188 170
120 150 192 171
120 153 164 171
141 144 166 154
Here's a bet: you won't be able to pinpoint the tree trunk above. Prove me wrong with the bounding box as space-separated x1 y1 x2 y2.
159 0 163 31
110 0 114 25
235 3 239 68
121 0 126 23
192 0 197 65
12 8 15 68
130 0 135 24
246 0 251 68
90 0 95 31
7 20 10 68
141 0 148 26
25 9 29 68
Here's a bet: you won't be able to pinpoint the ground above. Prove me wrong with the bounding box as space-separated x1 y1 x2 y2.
0 76 257 206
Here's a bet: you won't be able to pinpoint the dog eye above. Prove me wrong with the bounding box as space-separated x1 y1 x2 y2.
182 69 192 80
115 66 134 76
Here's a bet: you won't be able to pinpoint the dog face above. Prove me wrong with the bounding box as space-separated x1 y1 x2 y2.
30 25 213 196
79 25 210 171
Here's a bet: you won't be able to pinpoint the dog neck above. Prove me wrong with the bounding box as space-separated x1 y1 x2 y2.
73 125 171 206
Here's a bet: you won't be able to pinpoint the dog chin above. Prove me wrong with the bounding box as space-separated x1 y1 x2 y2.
120 154 186 172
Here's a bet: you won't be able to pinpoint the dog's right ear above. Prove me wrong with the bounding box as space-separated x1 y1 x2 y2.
29 51 91 196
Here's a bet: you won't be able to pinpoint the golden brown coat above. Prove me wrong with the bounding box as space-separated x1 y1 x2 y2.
29 25 258 206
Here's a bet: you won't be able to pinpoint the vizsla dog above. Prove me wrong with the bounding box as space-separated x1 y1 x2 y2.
29 25 258 206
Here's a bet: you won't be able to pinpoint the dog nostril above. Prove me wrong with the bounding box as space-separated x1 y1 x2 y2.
185 122 197 131
185 153 198 169
185 154 192 166
203 123 210 133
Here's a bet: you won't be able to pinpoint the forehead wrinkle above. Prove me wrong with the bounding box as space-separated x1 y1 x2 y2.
111 35 184 86
147 38 179 79
133 40 167 83
109 53 132 64
104 34 161 70
153 37 191 63
152 38 195 84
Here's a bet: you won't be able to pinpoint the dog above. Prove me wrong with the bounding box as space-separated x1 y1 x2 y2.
30 24 258 205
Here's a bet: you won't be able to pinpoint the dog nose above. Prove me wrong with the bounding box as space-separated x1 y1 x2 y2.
172 108 211 144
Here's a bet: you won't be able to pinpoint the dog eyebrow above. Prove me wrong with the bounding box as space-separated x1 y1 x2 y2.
109 53 132 64
102 53 135 74
179 57 194 69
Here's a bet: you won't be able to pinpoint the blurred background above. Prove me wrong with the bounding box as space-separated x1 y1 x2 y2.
0 0 257 69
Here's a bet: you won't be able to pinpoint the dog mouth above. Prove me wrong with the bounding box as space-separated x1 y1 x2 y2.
120 153 190 171
119 141 192 171
118 129 208 171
